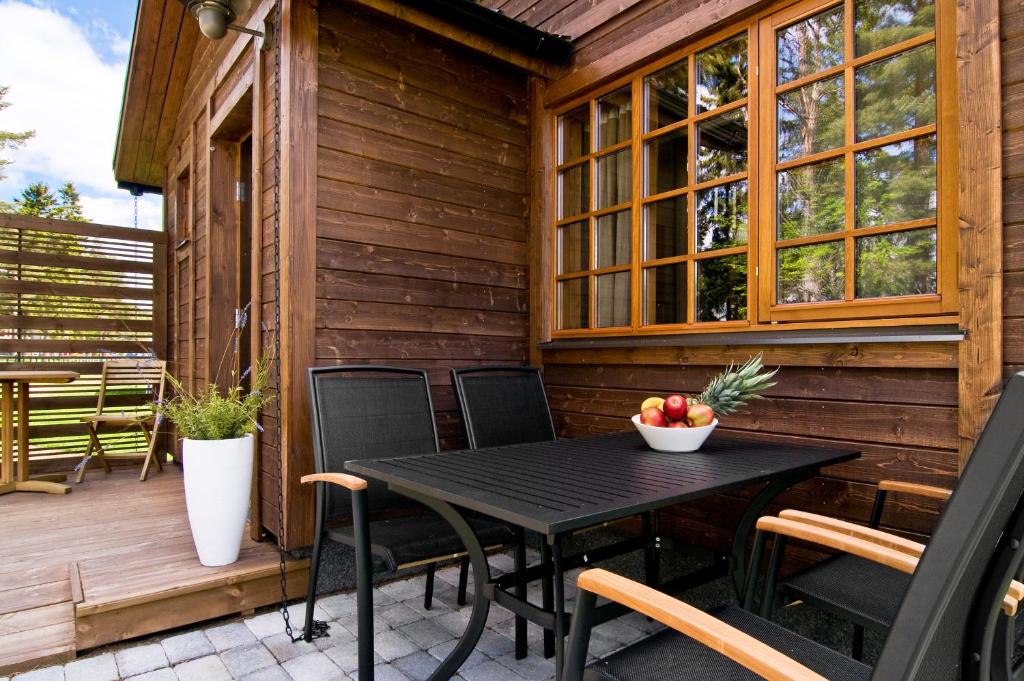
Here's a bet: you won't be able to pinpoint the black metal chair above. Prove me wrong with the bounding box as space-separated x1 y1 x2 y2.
761 479 952 660
563 371 1024 681
301 366 514 642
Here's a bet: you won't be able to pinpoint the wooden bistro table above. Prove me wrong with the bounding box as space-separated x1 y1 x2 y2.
347 431 859 681
0 370 79 496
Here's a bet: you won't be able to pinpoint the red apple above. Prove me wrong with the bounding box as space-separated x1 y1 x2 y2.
640 406 668 427
663 394 687 421
668 420 689 428
687 403 715 427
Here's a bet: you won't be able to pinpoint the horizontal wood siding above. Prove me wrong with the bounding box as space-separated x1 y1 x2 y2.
1005 0 1024 389
315 4 532 449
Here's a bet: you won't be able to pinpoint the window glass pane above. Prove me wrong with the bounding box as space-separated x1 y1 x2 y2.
644 197 687 260
777 76 844 162
697 107 748 181
856 134 936 228
597 87 632 149
696 180 748 252
776 5 845 84
696 254 747 321
596 272 631 327
855 227 937 297
855 43 936 142
558 163 589 219
557 278 589 329
696 34 748 113
596 149 632 209
646 129 688 196
777 158 845 239
558 220 588 274
646 59 689 131
644 264 686 325
559 105 590 163
596 210 631 268
777 240 846 303
856 0 935 56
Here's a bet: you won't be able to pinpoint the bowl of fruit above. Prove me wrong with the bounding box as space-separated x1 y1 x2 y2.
632 395 717 452
630 354 777 453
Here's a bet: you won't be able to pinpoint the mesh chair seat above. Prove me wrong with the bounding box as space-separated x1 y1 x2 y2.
780 554 910 631
327 513 513 572
584 604 871 681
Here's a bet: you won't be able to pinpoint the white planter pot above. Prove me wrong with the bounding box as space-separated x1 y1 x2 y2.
183 434 254 567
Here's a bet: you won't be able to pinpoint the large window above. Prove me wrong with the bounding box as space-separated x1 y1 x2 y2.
553 0 955 335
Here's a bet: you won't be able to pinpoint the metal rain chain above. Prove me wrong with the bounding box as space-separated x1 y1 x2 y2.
267 3 328 644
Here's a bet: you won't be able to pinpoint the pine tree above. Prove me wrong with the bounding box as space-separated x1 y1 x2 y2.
13 181 88 222
0 85 34 183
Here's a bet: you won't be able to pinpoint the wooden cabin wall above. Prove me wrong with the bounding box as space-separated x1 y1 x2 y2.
312 4 532 449
1004 0 1024 384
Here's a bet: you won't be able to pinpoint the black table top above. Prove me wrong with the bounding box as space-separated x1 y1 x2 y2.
346 432 859 536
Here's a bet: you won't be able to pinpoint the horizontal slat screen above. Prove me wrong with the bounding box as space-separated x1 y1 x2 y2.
0 214 166 470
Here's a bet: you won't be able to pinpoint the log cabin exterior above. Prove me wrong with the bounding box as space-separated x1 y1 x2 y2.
113 0 1009 564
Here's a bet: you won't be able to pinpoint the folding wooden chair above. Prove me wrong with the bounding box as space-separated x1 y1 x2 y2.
76 359 167 482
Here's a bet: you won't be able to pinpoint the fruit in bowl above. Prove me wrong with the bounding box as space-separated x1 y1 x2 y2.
629 355 777 453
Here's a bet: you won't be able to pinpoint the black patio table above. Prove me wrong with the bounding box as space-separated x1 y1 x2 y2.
346 430 859 681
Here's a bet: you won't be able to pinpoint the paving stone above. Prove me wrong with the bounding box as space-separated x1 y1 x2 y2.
474 630 516 658
398 594 452 619
494 651 556 681
425 639 488 670
375 602 423 629
397 618 454 650
593 618 646 645
371 663 412 681
220 643 278 677
281 652 346 680
488 553 516 574
63 653 117 681
238 665 292 681
459 659 527 681
173 654 232 681
262 632 319 663
11 666 63 681
373 631 420 662
125 670 176 681
430 610 470 637
378 577 427 602
390 651 443 681
161 630 214 665
205 622 258 651
115 644 169 678
245 611 293 640
485 606 515 626
322 639 383 673
317 593 357 619
313 625 355 650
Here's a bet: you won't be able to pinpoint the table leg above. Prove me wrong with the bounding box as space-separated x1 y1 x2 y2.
1 382 13 491
730 469 818 599
16 381 28 482
541 542 555 658
551 535 566 681
513 526 527 659
395 487 491 681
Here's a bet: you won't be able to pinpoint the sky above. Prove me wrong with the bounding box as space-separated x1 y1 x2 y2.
0 0 163 229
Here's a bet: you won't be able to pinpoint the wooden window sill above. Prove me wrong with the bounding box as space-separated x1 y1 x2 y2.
539 324 964 349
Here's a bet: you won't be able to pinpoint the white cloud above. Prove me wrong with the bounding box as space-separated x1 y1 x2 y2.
0 0 162 228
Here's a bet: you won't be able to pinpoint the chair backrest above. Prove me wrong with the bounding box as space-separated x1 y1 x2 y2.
451 366 556 449
308 365 439 518
96 359 167 415
872 372 1024 681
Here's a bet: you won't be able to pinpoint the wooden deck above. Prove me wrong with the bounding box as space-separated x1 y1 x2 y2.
0 465 308 675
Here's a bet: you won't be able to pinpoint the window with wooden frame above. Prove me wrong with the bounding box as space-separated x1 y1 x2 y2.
552 0 956 336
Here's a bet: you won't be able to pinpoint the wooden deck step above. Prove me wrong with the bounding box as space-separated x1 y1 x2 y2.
0 565 76 676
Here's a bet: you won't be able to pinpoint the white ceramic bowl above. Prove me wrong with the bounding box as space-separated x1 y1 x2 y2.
631 414 718 453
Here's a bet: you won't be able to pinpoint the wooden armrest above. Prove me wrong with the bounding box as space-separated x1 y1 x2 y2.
300 472 367 491
577 569 827 681
877 480 952 501
757 516 1020 616
777 510 925 557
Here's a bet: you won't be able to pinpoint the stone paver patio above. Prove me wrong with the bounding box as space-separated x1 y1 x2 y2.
4 552 665 681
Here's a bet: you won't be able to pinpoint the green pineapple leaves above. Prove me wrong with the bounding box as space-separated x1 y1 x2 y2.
697 353 778 416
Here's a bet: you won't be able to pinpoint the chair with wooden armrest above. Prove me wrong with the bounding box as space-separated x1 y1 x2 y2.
760 479 953 660
301 366 513 645
563 371 1024 681
76 359 167 482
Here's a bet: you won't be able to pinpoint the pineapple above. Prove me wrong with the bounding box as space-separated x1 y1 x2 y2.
696 353 778 416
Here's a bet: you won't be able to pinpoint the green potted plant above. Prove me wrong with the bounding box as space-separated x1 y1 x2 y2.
161 316 273 566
